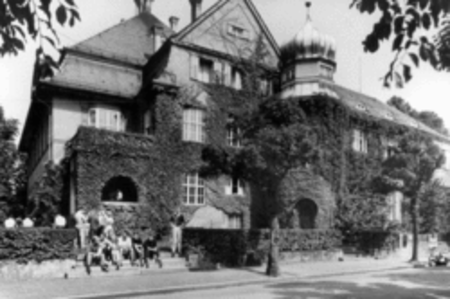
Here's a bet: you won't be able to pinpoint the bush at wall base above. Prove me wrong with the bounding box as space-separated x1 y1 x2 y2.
182 228 342 267
0 228 77 264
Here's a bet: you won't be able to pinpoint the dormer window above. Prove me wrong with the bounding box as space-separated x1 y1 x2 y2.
228 24 249 40
88 106 124 132
352 129 368 154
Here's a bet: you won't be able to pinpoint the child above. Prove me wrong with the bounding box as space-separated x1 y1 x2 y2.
143 232 163 268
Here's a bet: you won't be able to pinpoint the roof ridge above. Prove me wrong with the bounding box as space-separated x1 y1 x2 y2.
327 81 450 142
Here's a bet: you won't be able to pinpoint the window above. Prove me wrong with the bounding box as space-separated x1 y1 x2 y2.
144 109 155 135
259 78 271 96
199 58 214 83
88 107 124 132
183 109 205 142
231 67 243 90
225 177 245 196
228 24 249 40
352 129 368 154
320 64 334 79
227 126 241 148
183 173 205 206
381 137 397 159
229 214 242 229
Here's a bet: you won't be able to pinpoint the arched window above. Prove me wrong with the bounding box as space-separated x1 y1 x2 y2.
101 176 138 203
296 199 318 229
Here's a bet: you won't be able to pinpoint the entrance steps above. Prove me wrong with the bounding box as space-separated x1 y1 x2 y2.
66 251 187 279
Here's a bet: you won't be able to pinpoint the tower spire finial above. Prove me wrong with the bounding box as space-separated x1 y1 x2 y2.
306 1 312 21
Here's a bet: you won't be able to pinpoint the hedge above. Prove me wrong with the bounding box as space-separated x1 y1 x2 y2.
343 230 400 254
0 228 77 263
183 228 342 267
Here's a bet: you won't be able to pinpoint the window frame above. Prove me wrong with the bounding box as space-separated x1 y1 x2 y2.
227 24 249 40
225 176 245 196
198 58 214 83
352 129 368 154
182 108 206 143
183 173 205 206
88 106 124 132
228 214 243 229
227 126 242 148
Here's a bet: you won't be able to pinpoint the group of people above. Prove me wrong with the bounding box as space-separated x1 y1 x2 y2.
3 214 67 229
74 207 186 274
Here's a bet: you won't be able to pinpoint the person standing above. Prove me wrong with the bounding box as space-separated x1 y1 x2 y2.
75 208 90 249
170 208 185 257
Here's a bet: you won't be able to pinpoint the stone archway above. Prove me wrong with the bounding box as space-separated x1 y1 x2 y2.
101 176 138 203
296 199 318 229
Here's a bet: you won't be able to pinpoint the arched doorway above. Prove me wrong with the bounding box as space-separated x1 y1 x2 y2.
296 199 318 229
101 176 138 203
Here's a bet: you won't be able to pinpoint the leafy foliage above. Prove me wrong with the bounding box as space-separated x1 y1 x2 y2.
29 162 65 226
387 96 448 135
183 228 342 267
335 193 391 235
373 131 445 260
0 106 26 219
0 0 80 78
0 228 77 263
351 0 450 87
418 179 447 233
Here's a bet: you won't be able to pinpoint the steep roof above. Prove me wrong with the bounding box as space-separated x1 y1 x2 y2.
319 80 450 142
71 13 173 65
39 13 173 98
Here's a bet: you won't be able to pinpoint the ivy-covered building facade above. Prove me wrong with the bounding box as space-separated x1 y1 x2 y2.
20 0 450 234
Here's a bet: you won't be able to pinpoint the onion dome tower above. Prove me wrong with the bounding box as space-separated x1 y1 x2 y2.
279 2 337 98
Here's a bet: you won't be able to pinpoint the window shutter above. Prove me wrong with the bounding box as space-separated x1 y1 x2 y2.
223 63 231 86
190 54 199 80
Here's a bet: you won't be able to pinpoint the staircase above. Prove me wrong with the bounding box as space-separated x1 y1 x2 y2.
65 247 187 279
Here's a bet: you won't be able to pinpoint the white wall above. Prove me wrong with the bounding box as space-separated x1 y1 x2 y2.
52 99 83 162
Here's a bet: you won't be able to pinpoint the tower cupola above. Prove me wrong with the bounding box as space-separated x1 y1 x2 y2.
280 2 337 98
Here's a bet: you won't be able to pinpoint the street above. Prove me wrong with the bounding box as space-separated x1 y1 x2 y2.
143 267 450 299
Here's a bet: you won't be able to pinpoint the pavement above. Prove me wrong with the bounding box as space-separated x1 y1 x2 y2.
0 256 412 299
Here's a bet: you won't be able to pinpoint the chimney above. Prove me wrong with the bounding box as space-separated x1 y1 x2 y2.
169 16 180 32
189 0 202 23
152 25 164 52
142 0 154 14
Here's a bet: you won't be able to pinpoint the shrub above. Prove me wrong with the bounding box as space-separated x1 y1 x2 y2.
0 228 77 263
343 230 400 254
183 228 342 267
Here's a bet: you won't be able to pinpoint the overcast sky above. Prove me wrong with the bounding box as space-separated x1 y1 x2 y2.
1 0 450 141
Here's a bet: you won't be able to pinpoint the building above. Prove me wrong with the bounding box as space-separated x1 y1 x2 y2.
19 0 450 233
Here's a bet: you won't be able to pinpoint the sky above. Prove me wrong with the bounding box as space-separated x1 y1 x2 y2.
1 0 450 143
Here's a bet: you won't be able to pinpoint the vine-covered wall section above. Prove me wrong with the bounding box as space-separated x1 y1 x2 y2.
67 87 252 234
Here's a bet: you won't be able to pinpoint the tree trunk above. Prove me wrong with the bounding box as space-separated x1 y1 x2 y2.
266 215 280 277
410 197 419 262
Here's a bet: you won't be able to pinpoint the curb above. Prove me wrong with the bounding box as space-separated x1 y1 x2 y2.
64 264 411 299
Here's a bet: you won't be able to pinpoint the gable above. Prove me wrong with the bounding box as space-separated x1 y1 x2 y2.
174 0 279 69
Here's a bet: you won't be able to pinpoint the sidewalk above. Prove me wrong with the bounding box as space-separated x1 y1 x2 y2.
0 257 411 299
